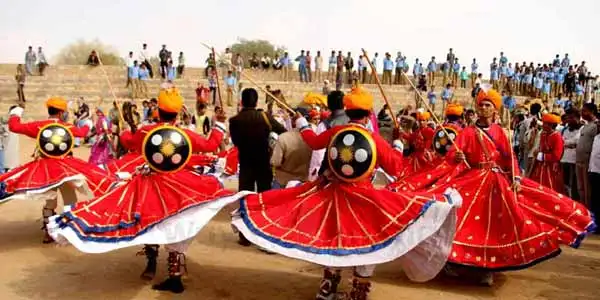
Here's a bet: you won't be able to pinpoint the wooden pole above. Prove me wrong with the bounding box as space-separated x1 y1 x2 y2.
361 49 399 129
211 47 224 108
96 53 126 126
200 42 295 114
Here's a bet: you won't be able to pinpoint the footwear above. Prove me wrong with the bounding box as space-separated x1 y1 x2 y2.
237 232 252 247
315 269 342 300
479 272 494 286
443 264 459 277
137 245 159 280
152 251 186 294
349 277 371 300
42 208 56 244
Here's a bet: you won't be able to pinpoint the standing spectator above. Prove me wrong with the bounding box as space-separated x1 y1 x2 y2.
138 63 150 98
177 52 185 78
382 53 393 85
459 66 469 88
305 50 313 82
295 50 307 82
158 45 169 79
561 108 582 199
322 80 330 95
208 68 218 106
344 52 354 84
534 73 544 98
314 51 323 82
234 53 244 81
221 48 233 75
452 58 460 87
229 88 287 245
138 43 153 78
427 86 437 113
441 83 453 113
413 59 422 84
368 52 378 84
128 61 139 99
225 70 237 106
15 64 26 103
125 53 134 88
37 47 48 76
24 46 36 75
576 103 598 207
281 52 291 81
588 124 600 227
327 51 336 81
512 113 527 172
575 82 585 106
490 58 499 89
446 48 455 67
427 56 437 84
542 78 552 102
166 60 176 82
394 52 405 85
470 58 478 88
577 62 588 85
260 52 271 70
336 51 345 82
556 69 566 96
561 53 570 69
141 100 150 121
499 51 508 66
501 90 516 125
359 55 368 83
441 60 450 86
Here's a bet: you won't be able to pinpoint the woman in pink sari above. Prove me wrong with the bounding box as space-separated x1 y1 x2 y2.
88 108 113 167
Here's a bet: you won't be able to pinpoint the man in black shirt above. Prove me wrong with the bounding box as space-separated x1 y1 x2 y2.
158 45 169 79
229 88 287 245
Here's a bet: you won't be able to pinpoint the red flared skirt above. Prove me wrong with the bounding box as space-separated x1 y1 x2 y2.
528 161 565 194
393 165 595 271
218 147 239 176
48 169 239 253
397 149 441 179
0 156 116 202
106 152 218 176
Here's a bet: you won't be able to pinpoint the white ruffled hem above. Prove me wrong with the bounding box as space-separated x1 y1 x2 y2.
47 191 253 253
232 188 462 282
0 174 90 205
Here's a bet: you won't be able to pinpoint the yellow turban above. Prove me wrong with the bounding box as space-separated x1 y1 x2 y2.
158 88 183 113
343 87 373 111
476 88 502 110
417 111 431 121
542 113 561 124
445 103 464 116
46 97 67 111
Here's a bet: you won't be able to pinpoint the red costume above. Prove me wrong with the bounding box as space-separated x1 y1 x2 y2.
398 126 438 178
0 115 115 202
529 130 565 193
217 146 239 176
389 122 595 271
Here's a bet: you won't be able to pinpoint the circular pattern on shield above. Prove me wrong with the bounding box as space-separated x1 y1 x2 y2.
142 125 192 173
433 126 459 156
327 127 377 182
36 123 74 158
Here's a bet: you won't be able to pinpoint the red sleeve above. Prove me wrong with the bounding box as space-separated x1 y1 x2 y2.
129 127 151 152
67 123 90 137
422 127 435 143
8 116 41 138
544 133 564 162
299 126 340 150
120 130 135 151
374 134 404 177
187 127 224 153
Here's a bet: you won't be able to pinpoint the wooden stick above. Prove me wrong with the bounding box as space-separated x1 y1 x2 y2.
507 128 519 196
211 47 224 108
96 53 126 125
361 49 399 129
200 42 295 114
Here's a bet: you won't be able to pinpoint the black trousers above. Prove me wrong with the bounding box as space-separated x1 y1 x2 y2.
589 172 600 232
238 165 273 193
160 61 168 79
17 83 25 102
210 87 217 105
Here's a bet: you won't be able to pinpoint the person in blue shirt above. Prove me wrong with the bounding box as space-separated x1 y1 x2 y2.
441 83 453 113
128 61 140 99
427 85 437 112
295 50 307 82
542 79 552 101
575 82 585 105
452 58 460 87
523 70 533 96
534 73 544 97
167 60 176 82
561 54 570 68
555 69 566 96
225 70 237 106
554 93 565 109
553 54 560 67
501 90 516 124
499 51 508 66
394 52 405 84
490 58 499 89
413 59 421 78
470 58 478 87
281 52 291 82
138 63 150 98
441 60 450 86
382 52 394 85
427 56 437 84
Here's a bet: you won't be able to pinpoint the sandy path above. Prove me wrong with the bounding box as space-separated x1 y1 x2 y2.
0 137 598 300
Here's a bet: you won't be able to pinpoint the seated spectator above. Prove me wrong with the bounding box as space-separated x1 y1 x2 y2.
249 53 260 69
87 50 100 66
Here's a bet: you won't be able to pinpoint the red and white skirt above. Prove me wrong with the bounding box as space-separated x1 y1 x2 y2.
48 169 249 253
0 156 116 204
232 178 462 282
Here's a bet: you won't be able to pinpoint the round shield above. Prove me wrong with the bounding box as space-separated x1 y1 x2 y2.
36 123 75 158
142 125 192 173
433 126 459 156
327 127 377 183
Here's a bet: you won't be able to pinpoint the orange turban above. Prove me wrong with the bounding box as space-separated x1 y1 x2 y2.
542 113 561 124
417 111 431 121
476 88 502 110
158 88 183 113
343 87 373 111
445 103 464 116
46 97 67 111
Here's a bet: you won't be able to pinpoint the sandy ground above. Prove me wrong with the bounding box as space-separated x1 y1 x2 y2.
0 137 599 300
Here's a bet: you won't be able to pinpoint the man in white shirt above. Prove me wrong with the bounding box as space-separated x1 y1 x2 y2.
37 47 48 76
138 43 153 78
587 125 600 231
561 108 582 199
314 51 323 83
221 48 233 76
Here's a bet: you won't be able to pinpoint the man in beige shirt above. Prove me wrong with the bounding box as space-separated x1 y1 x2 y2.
271 109 313 187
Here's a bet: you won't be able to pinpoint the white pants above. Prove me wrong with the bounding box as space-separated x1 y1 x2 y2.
327 265 376 277
165 238 194 253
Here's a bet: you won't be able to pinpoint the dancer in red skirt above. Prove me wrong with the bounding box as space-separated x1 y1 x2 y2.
397 111 438 179
232 87 463 300
2 97 116 243
528 113 565 193
432 103 464 157
388 86 595 286
48 89 248 294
